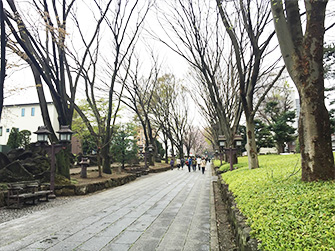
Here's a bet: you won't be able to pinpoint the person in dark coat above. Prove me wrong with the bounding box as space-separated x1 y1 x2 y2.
187 157 192 172
170 158 174 170
181 157 185 169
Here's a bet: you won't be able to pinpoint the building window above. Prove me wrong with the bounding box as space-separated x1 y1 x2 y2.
31 107 35 116
21 108 25 117
6 128 9 133
0 127 2 136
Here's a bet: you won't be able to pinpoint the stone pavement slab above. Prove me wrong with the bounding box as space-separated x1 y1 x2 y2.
0 162 218 250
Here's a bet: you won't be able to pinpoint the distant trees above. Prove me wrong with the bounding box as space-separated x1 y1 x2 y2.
110 124 138 170
216 0 285 169
20 130 31 149
122 56 159 166
324 43 335 79
150 74 177 162
157 0 242 159
2 0 335 183
324 43 335 134
254 119 274 152
264 101 296 153
7 128 31 149
157 75 188 158
257 83 296 154
7 128 20 149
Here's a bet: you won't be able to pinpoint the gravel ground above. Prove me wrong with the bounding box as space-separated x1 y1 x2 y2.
0 196 82 224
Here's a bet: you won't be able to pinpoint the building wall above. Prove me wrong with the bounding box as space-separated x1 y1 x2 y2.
0 103 59 145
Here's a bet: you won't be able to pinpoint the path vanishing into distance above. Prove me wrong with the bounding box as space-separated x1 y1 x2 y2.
1 162 219 251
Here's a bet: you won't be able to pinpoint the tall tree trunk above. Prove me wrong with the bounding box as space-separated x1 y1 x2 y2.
179 145 183 158
271 0 334 181
164 139 168 164
170 138 175 158
276 143 284 154
245 118 259 169
0 0 5 119
298 88 334 181
31 67 58 142
102 137 111 174
97 146 102 177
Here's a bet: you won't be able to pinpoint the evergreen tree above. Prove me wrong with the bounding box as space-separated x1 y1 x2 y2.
324 43 335 134
265 101 296 153
20 130 31 149
110 124 138 169
254 119 274 152
7 128 21 149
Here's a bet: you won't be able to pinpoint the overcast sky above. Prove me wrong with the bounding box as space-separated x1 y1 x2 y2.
3 0 335 124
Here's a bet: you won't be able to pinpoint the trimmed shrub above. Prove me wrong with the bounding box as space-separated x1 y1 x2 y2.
221 154 335 250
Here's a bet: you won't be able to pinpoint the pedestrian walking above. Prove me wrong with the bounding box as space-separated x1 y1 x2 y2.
176 158 181 169
200 157 206 174
197 156 201 171
170 158 174 170
192 157 197 171
181 157 185 169
187 157 192 172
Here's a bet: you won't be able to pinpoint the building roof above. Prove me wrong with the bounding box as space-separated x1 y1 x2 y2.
3 102 54 107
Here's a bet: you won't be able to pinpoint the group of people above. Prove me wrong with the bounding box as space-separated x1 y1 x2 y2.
170 156 208 174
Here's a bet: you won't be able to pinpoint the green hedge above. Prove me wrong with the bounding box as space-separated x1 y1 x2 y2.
213 158 246 172
221 154 335 250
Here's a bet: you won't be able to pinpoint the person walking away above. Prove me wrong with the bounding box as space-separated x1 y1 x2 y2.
170 158 174 170
176 158 181 170
197 156 201 171
187 157 192 172
201 157 206 174
181 157 185 169
192 157 197 171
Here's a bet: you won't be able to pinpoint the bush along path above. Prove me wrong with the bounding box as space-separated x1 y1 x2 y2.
217 154 335 250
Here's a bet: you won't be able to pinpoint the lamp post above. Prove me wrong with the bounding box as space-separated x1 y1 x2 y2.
34 125 73 197
143 144 153 169
218 134 242 171
218 135 226 166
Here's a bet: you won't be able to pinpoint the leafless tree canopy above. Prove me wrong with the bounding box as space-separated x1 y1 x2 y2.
155 0 243 151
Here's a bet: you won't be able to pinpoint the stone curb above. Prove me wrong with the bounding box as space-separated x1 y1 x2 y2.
210 165 219 251
217 175 260 251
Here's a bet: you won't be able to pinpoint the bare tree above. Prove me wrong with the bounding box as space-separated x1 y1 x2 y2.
3 0 93 178
184 124 198 157
156 0 243 157
151 74 189 159
151 74 176 163
122 55 160 166
216 0 285 169
271 0 334 181
4 0 152 175
4 0 77 141
192 128 208 156
169 84 189 158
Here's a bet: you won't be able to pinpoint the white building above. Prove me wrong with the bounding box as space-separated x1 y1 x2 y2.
0 102 59 145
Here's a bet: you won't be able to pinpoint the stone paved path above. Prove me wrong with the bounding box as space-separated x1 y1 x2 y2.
0 162 218 251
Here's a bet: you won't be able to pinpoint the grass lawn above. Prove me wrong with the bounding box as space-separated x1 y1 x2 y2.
216 154 335 250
